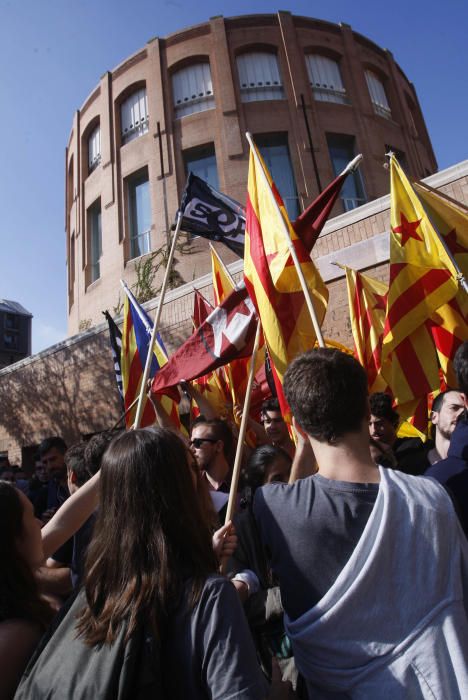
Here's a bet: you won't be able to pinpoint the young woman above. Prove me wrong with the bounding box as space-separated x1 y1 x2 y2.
0 470 99 698
15 428 266 699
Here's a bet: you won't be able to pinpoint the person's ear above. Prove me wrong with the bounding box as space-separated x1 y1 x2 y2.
70 470 78 484
430 410 438 426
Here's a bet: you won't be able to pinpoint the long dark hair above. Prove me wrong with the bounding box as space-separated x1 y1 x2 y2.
77 427 218 646
0 481 52 627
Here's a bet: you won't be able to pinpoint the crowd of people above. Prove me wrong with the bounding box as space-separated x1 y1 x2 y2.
1 341 467 699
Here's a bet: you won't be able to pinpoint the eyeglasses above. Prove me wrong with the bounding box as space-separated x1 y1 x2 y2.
190 437 218 448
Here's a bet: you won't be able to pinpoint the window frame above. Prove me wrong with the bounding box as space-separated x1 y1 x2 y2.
236 50 285 103
126 169 152 260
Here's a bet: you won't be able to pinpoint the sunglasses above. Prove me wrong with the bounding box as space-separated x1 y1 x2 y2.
190 437 218 448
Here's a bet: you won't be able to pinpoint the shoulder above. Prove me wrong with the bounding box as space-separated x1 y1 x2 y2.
0 620 42 697
383 468 456 516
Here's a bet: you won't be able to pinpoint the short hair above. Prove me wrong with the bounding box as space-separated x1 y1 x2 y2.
454 341 468 395
431 390 452 415
84 431 115 476
245 445 291 492
369 393 399 428
260 397 281 417
38 436 67 459
64 443 90 487
283 348 369 444
192 417 234 458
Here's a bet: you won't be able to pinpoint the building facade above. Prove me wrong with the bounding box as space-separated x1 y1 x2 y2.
0 300 32 369
66 11 437 335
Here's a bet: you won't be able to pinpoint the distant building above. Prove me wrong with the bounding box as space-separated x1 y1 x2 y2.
0 300 32 369
65 11 437 335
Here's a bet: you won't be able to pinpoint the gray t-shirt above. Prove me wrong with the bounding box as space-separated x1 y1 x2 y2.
254 474 379 621
164 575 268 699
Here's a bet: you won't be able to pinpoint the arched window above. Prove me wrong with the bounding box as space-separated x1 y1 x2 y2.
88 124 101 172
236 52 284 102
365 70 391 119
120 88 149 144
305 55 348 105
172 63 214 118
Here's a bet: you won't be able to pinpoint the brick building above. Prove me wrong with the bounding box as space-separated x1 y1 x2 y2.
0 300 32 370
2 159 467 466
66 12 436 335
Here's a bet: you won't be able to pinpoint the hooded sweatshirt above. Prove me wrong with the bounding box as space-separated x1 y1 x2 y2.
283 467 468 699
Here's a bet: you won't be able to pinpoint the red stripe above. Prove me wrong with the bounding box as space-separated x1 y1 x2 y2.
245 194 313 349
353 275 385 388
385 269 452 333
394 338 433 397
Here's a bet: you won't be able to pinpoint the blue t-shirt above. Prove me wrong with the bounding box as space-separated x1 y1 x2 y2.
254 474 379 621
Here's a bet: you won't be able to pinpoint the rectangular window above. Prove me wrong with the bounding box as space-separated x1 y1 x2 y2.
88 200 102 283
172 63 215 118
121 89 149 145
365 71 391 119
4 313 19 331
327 134 367 212
128 170 151 259
306 55 349 105
255 133 299 220
237 52 284 103
183 144 219 190
4 332 18 350
88 125 101 172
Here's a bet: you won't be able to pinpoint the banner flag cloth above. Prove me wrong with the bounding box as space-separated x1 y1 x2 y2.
151 283 257 394
178 173 245 257
243 139 328 421
103 310 124 408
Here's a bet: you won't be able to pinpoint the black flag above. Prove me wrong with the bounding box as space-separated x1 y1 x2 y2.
103 310 124 408
178 173 245 257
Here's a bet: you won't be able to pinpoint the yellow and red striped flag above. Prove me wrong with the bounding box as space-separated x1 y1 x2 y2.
383 156 459 360
412 182 468 386
381 156 460 430
244 138 328 420
344 266 388 393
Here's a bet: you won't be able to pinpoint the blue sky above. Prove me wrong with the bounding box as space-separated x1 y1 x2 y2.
0 0 466 353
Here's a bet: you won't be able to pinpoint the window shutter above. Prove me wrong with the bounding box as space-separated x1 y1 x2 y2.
237 52 284 102
172 63 215 118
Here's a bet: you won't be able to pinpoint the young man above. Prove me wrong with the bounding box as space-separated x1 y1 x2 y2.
368 393 427 475
254 348 468 698
426 341 468 533
190 418 233 493
426 389 465 465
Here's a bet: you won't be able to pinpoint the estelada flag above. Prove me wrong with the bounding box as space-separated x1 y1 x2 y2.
382 156 459 363
244 138 328 420
151 283 257 395
381 156 460 428
343 267 388 393
412 182 468 386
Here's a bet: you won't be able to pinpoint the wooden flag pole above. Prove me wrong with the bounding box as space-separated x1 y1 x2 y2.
246 132 325 348
110 395 139 431
224 320 262 528
132 211 183 429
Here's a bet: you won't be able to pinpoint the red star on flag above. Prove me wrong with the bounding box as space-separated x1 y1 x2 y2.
444 228 466 256
392 213 423 245
373 293 387 311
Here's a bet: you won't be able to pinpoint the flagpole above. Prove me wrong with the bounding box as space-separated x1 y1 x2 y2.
110 395 139 431
386 152 468 295
132 211 183 429
246 132 326 348
224 320 262 528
